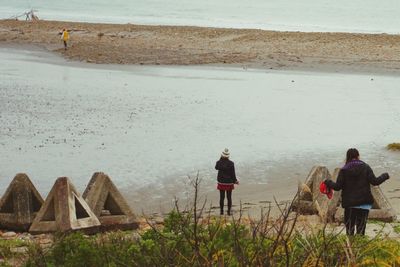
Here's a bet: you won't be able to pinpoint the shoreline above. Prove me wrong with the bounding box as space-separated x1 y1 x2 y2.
3 43 399 79
2 19 400 75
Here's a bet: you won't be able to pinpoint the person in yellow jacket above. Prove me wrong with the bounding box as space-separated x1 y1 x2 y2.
60 29 69 50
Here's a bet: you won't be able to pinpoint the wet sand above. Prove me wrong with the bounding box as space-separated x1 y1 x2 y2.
2 20 400 74
124 153 400 219
1 45 400 220
1 20 400 220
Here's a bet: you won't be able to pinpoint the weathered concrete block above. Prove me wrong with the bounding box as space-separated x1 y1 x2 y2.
291 200 317 215
294 166 332 221
29 177 100 234
0 173 44 231
295 166 396 223
326 168 341 222
83 172 138 231
334 185 397 223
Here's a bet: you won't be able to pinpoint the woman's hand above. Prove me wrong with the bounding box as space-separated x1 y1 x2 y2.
235 180 239 185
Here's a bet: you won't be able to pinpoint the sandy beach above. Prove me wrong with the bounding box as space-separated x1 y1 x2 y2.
2 6 400 264
2 19 400 74
1 20 400 221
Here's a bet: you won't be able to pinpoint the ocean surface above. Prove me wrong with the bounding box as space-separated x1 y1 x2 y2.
1 0 400 33
1 47 400 195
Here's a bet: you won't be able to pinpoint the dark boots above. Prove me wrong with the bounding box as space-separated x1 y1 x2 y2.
220 207 232 216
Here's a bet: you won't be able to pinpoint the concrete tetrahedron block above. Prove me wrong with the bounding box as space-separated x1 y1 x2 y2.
326 168 341 222
29 177 100 234
334 185 397 223
83 172 138 230
0 173 44 231
293 166 332 221
295 166 396 223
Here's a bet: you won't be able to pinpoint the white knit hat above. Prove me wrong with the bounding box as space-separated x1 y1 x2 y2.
221 148 230 158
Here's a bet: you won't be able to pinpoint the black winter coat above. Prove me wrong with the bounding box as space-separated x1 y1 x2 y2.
325 161 389 208
215 158 237 184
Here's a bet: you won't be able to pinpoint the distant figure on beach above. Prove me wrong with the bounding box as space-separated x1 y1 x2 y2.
60 29 69 50
324 148 390 235
215 148 239 215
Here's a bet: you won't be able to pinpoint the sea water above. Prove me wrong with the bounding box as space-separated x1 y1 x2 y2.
1 47 400 194
1 0 400 33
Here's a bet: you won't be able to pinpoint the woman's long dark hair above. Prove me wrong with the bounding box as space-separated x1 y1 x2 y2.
346 148 359 164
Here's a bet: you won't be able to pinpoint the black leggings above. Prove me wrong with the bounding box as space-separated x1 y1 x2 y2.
344 207 369 235
219 190 232 214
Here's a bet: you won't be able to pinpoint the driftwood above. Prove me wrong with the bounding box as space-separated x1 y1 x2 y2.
8 9 39 21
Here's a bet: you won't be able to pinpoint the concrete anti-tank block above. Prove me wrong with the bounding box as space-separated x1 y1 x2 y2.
29 177 100 234
83 172 138 231
0 173 44 231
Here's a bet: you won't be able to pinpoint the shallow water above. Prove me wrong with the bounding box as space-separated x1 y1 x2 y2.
1 0 400 33
1 47 400 196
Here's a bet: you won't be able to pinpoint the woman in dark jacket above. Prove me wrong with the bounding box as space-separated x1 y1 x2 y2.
324 148 390 235
215 148 238 215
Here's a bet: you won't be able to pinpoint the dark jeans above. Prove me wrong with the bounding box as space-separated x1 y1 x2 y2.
344 207 369 235
63 41 67 50
219 190 232 215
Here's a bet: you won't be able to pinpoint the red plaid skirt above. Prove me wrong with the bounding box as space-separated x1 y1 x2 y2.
217 183 234 191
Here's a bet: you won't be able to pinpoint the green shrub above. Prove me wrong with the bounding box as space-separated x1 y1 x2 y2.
21 175 400 266
0 238 30 266
0 239 27 258
21 215 400 267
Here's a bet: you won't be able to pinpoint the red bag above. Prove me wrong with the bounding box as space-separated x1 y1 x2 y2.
319 181 333 199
